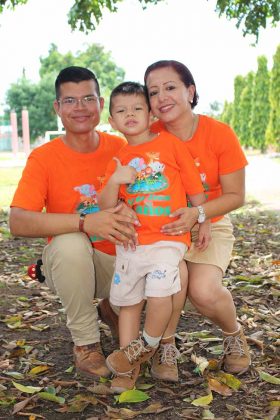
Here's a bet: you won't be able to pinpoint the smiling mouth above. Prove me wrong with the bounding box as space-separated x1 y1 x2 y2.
159 104 173 113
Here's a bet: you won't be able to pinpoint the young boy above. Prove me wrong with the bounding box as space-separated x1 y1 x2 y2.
98 82 210 392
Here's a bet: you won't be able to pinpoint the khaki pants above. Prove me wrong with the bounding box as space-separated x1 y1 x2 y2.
42 232 115 346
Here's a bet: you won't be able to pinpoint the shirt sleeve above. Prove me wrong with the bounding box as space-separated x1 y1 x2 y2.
214 124 248 175
10 150 48 211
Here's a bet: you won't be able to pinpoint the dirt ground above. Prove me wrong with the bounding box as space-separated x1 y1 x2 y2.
0 202 279 420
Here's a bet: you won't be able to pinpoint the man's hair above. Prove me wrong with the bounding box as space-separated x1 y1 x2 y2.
55 66 100 99
109 81 150 114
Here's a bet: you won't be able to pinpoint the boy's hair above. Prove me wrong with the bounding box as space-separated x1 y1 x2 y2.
109 81 150 115
55 66 100 99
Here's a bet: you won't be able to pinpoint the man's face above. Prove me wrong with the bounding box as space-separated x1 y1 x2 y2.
54 80 104 135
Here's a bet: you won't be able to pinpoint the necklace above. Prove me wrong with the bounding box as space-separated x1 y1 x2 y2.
187 113 197 140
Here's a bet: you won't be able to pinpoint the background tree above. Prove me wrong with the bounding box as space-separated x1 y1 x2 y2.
266 44 280 150
1 0 279 41
5 43 125 141
231 75 246 138
220 100 234 126
239 71 254 148
250 55 270 152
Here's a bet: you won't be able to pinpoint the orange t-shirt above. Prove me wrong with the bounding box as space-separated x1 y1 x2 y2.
11 132 126 254
103 131 204 246
151 115 248 222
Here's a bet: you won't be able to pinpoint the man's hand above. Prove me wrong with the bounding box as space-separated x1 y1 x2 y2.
83 203 138 245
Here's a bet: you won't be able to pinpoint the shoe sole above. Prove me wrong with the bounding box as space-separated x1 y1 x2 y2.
150 368 179 382
76 367 111 379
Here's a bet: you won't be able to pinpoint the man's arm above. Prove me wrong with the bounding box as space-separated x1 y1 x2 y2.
9 206 137 245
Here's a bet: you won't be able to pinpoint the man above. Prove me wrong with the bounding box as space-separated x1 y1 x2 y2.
9 66 137 378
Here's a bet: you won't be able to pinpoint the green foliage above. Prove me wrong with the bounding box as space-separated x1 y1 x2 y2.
6 73 57 140
231 75 246 138
0 0 279 41
214 0 280 41
239 71 254 148
266 45 280 150
250 56 270 152
5 43 125 140
220 100 233 125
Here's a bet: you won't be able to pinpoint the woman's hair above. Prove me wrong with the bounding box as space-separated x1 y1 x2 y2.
144 60 199 109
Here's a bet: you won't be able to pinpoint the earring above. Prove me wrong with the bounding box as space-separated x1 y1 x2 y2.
190 98 193 103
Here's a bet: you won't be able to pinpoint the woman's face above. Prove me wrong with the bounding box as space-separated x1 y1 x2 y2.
145 66 194 124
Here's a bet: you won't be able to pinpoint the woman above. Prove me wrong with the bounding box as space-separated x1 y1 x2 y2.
144 60 250 382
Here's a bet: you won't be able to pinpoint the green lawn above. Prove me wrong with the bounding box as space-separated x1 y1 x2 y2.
0 167 23 210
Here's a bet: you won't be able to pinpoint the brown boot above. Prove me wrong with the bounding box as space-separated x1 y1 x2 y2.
150 336 180 382
106 338 157 375
110 366 140 394
97 298 119 340
222 325 251 374
74 342 111 378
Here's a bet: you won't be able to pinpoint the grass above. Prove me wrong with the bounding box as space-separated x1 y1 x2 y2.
0 167 24 210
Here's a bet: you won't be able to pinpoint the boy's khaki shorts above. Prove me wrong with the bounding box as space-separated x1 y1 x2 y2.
185 215 235 274
110 241 186 307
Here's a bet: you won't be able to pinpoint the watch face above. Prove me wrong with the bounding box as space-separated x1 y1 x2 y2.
198 214 206 223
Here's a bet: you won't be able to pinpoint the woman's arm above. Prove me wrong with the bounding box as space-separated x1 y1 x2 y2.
161 168 245 233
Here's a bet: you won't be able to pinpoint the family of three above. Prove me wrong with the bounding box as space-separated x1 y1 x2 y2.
9 62 250 393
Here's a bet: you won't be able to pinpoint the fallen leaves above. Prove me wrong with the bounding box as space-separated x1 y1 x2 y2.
0 202 279 419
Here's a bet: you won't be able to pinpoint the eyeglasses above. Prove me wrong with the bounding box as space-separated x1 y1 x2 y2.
58 95 98 107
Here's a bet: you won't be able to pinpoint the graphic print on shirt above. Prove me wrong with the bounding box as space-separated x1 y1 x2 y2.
126 152 168 194
74 183 102 242
194 157 209 197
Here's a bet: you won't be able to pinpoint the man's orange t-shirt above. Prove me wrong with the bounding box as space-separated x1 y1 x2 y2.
103 131 204 247
11 132 126 254
151 115 248 222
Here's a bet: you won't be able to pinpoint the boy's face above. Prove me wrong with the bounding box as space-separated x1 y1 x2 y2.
109 94 152 137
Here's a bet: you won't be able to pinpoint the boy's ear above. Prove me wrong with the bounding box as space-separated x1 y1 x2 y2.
108 115 118 131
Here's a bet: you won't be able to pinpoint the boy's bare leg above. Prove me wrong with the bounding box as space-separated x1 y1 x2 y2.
162 260 188 338
144 295 173 338
119 301 145 347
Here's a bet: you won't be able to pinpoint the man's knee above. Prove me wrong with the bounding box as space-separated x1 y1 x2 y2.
49 232 93 262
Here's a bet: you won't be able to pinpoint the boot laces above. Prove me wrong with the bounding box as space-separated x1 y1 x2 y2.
223 335 246 356
158 343 180 365
124 339 151 363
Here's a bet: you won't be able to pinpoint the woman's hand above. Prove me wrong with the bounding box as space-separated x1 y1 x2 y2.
160 206 198 235
195 220 211 251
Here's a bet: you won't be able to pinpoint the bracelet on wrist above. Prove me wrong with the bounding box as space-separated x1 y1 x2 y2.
79 212 87 232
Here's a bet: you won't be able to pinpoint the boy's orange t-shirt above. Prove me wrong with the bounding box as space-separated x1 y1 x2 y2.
11 132 127 255
151 115 248 222
103 130 204 247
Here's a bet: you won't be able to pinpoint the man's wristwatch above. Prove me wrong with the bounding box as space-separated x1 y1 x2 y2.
197 205 206 223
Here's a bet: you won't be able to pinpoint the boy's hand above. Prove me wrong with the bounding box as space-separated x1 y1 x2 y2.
195 220 211 251
111 158 137 185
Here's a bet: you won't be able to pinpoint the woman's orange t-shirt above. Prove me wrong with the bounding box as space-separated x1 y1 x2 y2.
151 115 248 223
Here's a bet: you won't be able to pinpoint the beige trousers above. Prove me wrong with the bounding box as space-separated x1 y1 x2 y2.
42 232 115 346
